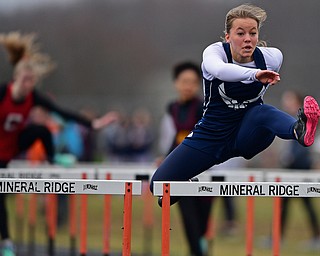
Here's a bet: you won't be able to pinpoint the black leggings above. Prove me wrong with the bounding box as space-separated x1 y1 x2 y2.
0 124 54 240
18 124 54 163
178 197 213 256
281 197 320 238
0 161 9 240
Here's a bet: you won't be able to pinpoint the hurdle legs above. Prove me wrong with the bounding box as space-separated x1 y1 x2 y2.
142 180 154 256
47 194 58 256
122 182 133 256
28 194 37 256
162 183 171 256
103 173 112 256
272 177 282 256
15 194 24 255
246 176 255 256
103 191 112 256
80 173 88 256
69 194 77 256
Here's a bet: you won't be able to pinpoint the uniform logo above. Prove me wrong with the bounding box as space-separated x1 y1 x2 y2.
4 113 23 131
218 82 267 110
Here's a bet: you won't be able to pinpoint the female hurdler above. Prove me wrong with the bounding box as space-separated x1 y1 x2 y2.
150 4 320 206
0 32 117 255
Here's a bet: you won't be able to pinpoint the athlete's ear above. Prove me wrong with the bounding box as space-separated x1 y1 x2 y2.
225 33 230 43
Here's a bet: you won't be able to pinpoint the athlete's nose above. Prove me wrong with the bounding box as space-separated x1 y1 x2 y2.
244 33 251 43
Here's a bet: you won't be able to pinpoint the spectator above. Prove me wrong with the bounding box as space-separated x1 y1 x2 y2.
157 61 212 256
104 109 154 163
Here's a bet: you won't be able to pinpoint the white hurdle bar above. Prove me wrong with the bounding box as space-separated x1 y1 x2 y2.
153 181 320 197
0 167 96 179
265 171 320 182
0 178 141 256
198 169 265 182
97 167 154 181
154 181 320 256
0 178 141 195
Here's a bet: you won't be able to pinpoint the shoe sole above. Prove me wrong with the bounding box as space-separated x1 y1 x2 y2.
303 96 320 146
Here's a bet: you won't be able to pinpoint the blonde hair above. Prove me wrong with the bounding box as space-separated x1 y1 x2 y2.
0 31 55 80
224 4 267 46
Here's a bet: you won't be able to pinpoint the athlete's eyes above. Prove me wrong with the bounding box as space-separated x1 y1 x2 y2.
250 32 257 36
237 32 244 36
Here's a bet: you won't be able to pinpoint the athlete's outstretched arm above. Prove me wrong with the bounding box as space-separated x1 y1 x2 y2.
202 43 260 82
33 90 118 129
91 111 119 129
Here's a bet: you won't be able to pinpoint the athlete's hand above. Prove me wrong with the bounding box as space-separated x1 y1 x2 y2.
256 70 280 86
92 111 119 129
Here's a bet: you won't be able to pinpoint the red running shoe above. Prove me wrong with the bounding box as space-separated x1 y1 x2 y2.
294 96 320 147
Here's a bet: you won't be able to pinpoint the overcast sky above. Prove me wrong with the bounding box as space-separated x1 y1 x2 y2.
0 0 77 12
0 0 234 13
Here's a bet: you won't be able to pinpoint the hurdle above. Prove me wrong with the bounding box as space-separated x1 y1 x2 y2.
97 166 155 255
2 167 96 256
0 177 142 256
199 169 264 256
265 171 320 256
153 180 320 256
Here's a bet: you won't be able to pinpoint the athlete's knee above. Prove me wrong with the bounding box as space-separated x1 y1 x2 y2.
34 125 51 138
26 124 52 139
149 164 170 193
149 170 161 193
247 104 277 123
241 153 255 160
149 179 154 193
149 173 154 193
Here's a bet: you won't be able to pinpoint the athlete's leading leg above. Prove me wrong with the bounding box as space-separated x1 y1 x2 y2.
235 97 319 159
294 96 320 147
150 143 217 205
0 194 9 241
178 197 212 256
0 161 15 256
0 161 9 242
301 197 320 239
235 104 297 159
18 124 54 163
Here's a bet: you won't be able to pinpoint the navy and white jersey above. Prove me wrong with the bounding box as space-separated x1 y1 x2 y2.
191 42 283 141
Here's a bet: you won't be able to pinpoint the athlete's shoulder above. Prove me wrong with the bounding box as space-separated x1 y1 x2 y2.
259 46 283 60
32 89 54 108
202 42 228 78
258 46 283 71
203 42 225 56
203 41 223 50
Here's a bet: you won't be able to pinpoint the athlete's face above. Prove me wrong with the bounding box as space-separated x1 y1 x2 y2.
225 18 259 63
13 69 37 99
175 70 200 102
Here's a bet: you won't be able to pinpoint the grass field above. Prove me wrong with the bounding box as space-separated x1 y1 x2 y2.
7 191 320 256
